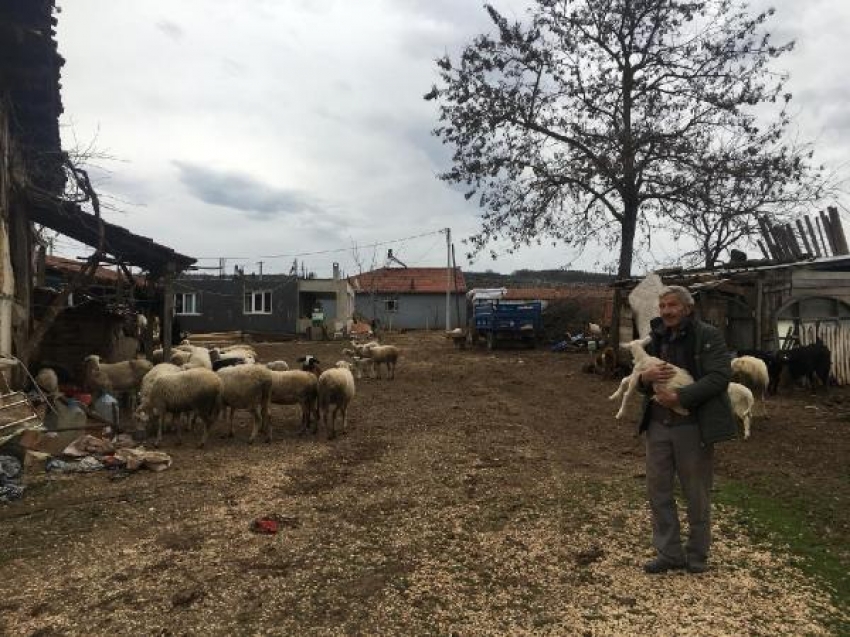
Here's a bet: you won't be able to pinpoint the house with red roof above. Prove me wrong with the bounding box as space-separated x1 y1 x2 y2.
349 267 467 330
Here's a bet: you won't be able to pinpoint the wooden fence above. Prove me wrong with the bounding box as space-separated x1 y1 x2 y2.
799 321 850 385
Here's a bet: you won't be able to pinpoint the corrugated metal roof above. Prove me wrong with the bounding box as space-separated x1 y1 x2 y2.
349 267 466 294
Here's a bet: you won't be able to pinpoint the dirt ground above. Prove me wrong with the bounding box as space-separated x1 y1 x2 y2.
1 332 848 636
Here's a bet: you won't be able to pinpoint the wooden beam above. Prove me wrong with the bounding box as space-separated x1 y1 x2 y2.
815 215 831 257
819 210 838 255
828 206 849 255
795 219 813 257
756 239 770 260
805 215 823 257
758 216 782 260
783 224 803 260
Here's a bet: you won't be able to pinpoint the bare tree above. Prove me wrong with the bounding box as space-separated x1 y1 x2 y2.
426 0 820 281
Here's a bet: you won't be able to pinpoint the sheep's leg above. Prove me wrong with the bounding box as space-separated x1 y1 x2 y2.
175 411 184 446
227 407 236 438
325 405 334 440
389 361 395 379
155 415 163 448
743 409 751 440
340 404 348 435
249 407 261 444
375 362 382 380
198 419 208 448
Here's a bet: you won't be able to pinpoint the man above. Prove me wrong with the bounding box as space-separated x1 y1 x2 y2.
637 286 737 574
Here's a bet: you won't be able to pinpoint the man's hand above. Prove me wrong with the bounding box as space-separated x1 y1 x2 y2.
653 386 681 409
640 362 676 384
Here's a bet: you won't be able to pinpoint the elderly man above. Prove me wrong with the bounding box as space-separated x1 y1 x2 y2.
637 285 737 574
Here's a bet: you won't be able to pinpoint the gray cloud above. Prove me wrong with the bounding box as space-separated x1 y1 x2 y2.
155 19 185 41
173 161 324 220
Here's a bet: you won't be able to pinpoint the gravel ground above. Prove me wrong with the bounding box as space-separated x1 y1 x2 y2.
0 332 847 636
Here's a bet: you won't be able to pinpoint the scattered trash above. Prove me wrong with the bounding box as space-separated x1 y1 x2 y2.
0 455 21 480
63 434 114 457
45 456 105 473
250 514 300 535
0 455 24 502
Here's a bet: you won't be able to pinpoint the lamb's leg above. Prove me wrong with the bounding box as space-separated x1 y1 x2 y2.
615 374 640 420
228 407 236 438
608 375 630 402
340 404 348 435
743 409 751 440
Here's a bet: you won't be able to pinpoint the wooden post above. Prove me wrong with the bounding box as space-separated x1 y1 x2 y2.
806 215 823 257
755 278 763 349
756 240 770 260
162 264 176 361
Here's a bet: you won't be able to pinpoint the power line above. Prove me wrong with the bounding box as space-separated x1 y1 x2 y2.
193 228 446 261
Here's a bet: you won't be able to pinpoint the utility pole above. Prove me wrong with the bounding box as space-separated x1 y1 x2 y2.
257 261 263 280
445 227 451 331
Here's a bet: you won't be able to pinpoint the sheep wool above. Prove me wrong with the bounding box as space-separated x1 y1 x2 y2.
317 368 356 440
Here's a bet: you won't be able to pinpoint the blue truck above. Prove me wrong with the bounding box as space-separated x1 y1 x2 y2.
469 298 544 350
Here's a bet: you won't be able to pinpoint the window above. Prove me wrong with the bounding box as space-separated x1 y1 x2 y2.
174 292 199 315
384 298 398 313
244 290 272 314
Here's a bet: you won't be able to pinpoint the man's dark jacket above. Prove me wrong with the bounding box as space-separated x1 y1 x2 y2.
638 316 738 445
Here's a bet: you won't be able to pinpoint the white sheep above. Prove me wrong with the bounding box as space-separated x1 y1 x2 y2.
317 367 356 439
268 370 319 437
608 338 694 420
728 382 754 440
731 356 768 417
135 367 222 447
83 355 153 412
265 360 289 371
217 364 274 443
360 344 399 379
139 363 182 401
181 346 213 370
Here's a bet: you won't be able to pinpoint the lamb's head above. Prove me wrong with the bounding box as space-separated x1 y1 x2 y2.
83 354 102 370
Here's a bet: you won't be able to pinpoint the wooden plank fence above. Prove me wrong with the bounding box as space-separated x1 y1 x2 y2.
798 322 850 386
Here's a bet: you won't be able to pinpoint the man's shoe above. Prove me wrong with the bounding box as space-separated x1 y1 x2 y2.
643 557 686 574
686 561 709 574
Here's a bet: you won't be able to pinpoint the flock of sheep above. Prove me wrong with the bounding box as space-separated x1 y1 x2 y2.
76 339 400 448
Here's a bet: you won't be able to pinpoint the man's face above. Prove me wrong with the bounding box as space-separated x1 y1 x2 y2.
658 293 690 329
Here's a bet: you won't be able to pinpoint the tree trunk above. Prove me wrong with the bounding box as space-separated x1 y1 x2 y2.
609 202 639 354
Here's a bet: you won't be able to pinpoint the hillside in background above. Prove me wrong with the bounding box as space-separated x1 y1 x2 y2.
464 269 614 289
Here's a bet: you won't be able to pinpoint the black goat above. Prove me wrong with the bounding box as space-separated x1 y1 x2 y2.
779 339 831 390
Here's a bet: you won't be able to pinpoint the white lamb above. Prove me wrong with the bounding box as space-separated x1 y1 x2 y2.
181 346 213 370
609 338 694 420
135 367 222 447
265 360 289 371
727 382 754 440
730 356 768 417
317 367 356 439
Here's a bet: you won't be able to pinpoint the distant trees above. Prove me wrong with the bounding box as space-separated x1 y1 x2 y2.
427 0 826 278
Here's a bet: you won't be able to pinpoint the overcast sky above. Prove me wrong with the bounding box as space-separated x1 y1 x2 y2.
54 0 849 277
